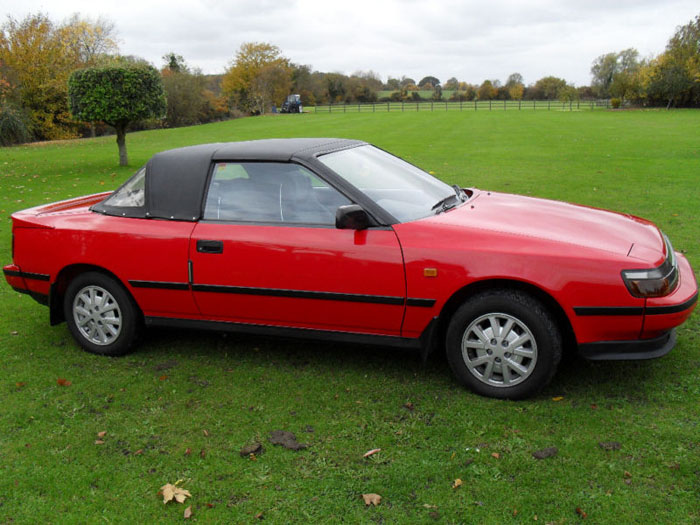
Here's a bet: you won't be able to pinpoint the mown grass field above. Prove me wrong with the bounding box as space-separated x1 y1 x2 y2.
1 110 699 523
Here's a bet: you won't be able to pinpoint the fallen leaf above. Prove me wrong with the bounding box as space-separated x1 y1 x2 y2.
590 404 598 409
184 448 191 456
95 440 105 445
184 506 192 519
598 441 621 451
159 375 167 381
269 430 307 450
576 507 588 518
203 429 209 437
16 382 26 388
160 483 191 504
403 402 414 410
134 449 143 455
491 452 500 459
57 378 71 386
200 449 206 458
363 448 381 458
97 431 107 438
240 443 263 457
532 447 558 460
624 478 632 485
452 478 462 489
513 509 518 516
552 396 564 402
623 471 632 478
423 504 437 509
10 330 18 336
254 512 264 519
362 493 381 506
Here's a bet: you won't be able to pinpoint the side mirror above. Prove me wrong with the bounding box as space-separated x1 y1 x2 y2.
336 204 370 230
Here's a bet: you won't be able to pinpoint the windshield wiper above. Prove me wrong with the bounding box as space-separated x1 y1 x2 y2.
452 184 467 201
431 194 459 213
432 185 467 214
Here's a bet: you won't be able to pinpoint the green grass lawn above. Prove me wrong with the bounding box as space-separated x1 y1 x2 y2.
1 110 699 523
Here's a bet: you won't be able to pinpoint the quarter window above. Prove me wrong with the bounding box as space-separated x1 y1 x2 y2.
102 167 145 208
203 162 350 224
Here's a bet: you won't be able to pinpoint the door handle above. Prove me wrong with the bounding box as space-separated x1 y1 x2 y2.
197 240 224 254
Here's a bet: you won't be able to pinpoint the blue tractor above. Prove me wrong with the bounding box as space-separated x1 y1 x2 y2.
281 94 303 113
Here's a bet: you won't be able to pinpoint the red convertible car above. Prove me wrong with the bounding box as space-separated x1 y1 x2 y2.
4 139 697 399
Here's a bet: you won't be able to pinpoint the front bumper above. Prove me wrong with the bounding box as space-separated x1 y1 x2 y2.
578 329 676 361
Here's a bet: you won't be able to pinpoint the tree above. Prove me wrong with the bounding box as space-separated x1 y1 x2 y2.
163 52 188 73
527 76 568 100
221 42 291 114
590 52 618 97
62 14 118 67
161 54 216 127
0 14 78 140
418 76 440 89
660 14 700 106
325 73 347 102
250 64 292 112
558 85 579 102
477 80 496 100
506 72 523 86
385 77 400 90
646 53 695 108
399 76 415 88
0 13 119 141
591 48 639 98
506 72 524 100
69 65 166 165
443 77 459 90
432 84 443 100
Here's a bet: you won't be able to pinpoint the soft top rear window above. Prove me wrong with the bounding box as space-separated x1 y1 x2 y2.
101 167 145 208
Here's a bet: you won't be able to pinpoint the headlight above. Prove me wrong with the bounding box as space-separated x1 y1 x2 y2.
622 234 678 298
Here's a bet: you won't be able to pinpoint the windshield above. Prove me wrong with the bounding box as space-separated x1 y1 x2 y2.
317 145 458 222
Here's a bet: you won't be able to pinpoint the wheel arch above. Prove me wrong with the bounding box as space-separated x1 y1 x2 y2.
49 264 141 326
430 278 577 356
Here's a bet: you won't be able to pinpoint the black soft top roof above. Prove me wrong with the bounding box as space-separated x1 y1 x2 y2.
94 138 365 221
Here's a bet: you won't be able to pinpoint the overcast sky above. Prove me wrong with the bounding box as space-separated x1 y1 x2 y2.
2 0 698 86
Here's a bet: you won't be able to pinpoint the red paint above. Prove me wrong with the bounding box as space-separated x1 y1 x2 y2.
4 187 697 348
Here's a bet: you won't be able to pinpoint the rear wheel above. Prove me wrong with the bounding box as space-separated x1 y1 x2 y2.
64 272 138 356
446 289 562 399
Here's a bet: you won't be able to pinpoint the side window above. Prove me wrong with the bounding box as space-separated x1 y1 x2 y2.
203 162 351 224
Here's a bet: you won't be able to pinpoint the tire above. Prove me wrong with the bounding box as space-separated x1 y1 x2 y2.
63 272 139 356
446 289 562 400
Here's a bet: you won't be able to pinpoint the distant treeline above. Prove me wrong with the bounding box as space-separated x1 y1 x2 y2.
1 12 698 146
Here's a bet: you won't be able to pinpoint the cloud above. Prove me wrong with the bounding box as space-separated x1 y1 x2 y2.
4 0 698 85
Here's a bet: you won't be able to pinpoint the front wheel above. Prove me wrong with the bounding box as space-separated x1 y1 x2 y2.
446 290 562 399
63 272 138 356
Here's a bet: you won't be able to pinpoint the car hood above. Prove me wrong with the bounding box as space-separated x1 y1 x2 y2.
424 190 665 262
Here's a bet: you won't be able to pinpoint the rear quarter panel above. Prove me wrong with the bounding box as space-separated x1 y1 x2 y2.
13 211 198 317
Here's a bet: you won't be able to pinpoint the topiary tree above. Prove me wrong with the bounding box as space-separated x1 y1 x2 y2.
68 65 166 165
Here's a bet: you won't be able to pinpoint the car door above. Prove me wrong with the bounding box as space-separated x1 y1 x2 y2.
189 161 406 336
